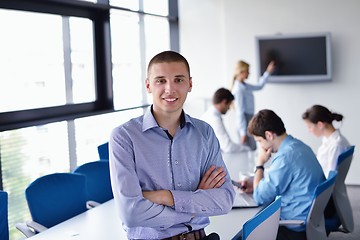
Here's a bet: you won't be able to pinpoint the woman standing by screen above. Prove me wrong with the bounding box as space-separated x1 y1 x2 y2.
302 104 351 178
231 60 275 151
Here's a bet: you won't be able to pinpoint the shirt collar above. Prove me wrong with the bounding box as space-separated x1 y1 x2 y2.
211 105 222 117
142 105 187 132
277 134 293 152
322 129 340 144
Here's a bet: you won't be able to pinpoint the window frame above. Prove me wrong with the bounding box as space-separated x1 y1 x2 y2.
0 0 114 131
0 0 178 177
0 1 179 238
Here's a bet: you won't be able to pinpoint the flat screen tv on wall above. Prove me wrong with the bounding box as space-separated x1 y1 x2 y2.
256 32 332 83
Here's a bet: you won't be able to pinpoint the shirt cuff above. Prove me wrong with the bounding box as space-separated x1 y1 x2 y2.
262 71 270 77
171 190 193 214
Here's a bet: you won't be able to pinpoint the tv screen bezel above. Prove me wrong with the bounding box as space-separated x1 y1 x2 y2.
255 32 332 83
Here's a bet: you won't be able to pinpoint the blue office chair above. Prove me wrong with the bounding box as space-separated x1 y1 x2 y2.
241 196 281 240
280 170 337 240
330 145 355 233
0 190 9 240
97 142 109 160
73 160 113 205
16 173 88 237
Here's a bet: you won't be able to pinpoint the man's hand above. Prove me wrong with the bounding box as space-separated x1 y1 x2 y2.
257 147 272 166
198 165 226 190
253 147 271 189
142 165 227 207
142 190 174 207
239 178 254 193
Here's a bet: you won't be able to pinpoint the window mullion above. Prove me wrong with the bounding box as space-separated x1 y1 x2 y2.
62 16 73 104
138 1 147 106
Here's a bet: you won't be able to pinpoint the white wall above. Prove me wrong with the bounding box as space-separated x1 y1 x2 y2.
179 0 360 184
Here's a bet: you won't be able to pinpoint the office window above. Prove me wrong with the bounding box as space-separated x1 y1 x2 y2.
0 9 95 113
69 17 96 103
143 0 169 16
143 14 170 65
110 0 168 15
74 108 144 166
110 0 139 10
111 10 170 109
0 1 178 239
0 122 69 238
111 10 143 109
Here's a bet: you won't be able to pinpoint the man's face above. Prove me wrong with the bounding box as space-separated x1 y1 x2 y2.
219 100 232 114
146 62 192 115
254 131 275 153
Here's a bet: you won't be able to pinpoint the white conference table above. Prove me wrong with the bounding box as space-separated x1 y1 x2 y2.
27 199 126 240
28 152 259 239
205 207 261 239
27 198 261 240
221 151 257 181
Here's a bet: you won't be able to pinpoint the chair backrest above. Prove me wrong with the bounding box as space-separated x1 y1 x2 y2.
0 190 9 240
73 160 113 203
332 145 355 232
242 196 281 240
25 173 88 228
306 170 337 240
97 142 109 160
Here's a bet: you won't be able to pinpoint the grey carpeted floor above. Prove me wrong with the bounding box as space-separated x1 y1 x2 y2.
328 185 360 240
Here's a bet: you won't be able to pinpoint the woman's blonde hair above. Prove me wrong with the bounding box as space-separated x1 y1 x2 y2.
231 60 249 89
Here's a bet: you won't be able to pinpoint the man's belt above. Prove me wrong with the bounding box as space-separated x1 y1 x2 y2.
162 228 206 240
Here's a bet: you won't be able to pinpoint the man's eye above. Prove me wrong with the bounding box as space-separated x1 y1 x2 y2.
175 78 184 83
156 79 165 84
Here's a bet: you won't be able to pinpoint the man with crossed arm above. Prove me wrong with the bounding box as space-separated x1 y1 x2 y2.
109 51 235 240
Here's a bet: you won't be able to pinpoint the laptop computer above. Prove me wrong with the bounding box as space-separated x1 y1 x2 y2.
232 185 259 208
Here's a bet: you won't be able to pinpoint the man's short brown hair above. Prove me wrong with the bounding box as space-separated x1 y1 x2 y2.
248 109 286 138
147 51 190 77
213 88 234 104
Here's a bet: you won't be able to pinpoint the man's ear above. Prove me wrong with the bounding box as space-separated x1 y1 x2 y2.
188 77 193 92
145 79 151 93
265 131 274 140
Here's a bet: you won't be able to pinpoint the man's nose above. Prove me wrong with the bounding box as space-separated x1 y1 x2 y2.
164 82 175 94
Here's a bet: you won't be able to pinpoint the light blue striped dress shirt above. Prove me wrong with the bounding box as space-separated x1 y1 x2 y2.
109 107 235 239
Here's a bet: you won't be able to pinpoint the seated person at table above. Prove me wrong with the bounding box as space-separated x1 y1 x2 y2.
201 88 250 153
232 109 325 240
302 104 351 178
109 51 235 240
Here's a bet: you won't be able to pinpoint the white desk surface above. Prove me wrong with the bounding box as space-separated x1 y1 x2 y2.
222 152 257 181
27 199 260 240
206 207 261 239
28 152 258 239
27 199 126 240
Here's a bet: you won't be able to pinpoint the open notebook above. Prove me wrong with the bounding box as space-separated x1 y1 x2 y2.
232 186 259 208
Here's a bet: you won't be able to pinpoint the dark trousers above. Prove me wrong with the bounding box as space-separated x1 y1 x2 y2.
276 226 306 240
202 232 220 240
